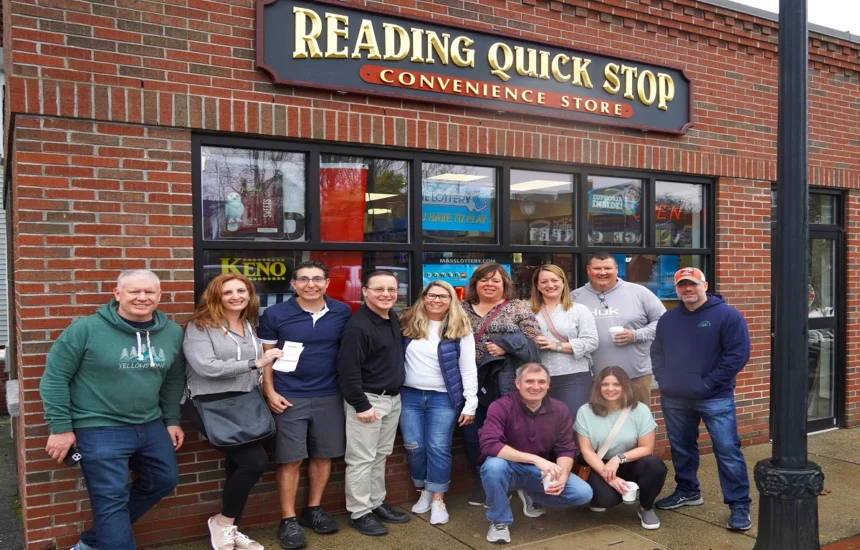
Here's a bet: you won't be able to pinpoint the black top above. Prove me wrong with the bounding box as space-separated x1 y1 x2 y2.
120 316 156 330
336 304 405 413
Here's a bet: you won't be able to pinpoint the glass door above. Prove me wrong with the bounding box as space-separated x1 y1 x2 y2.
806 231 843 432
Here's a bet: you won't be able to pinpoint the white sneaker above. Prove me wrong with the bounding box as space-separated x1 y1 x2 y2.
233 530 264 550
487 522 511 544
589 506 607 512
516 490 546 518
430 500 449 525
208 516 237 550
411 489 433 514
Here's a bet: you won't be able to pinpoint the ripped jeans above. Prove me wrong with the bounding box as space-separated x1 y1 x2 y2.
399 386 460 493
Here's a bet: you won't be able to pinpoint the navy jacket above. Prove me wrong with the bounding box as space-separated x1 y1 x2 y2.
651 294 750 400
403 336 464 409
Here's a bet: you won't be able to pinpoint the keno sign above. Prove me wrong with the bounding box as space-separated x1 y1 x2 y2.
257 0 693 134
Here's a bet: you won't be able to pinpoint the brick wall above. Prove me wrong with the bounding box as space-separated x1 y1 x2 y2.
3 0 860 548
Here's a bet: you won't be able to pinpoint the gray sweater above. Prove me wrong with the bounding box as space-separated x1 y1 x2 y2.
536 303 599 376
183 321 262 397
572 279 666 379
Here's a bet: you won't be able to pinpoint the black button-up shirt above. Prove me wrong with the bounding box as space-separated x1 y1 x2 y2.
336 304 405 413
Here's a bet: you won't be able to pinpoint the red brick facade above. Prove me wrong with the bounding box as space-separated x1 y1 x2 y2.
3 0 859 548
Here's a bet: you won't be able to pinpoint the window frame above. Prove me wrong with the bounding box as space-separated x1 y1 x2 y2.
192 134 715 303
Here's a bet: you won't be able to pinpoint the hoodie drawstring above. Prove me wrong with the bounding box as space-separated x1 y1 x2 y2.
135 331 156 367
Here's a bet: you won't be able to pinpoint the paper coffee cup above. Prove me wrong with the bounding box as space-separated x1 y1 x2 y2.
542 475 553 492
622 481 639 503
608 326 625 335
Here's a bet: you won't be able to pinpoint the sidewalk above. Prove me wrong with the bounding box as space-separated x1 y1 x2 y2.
162 427 860 550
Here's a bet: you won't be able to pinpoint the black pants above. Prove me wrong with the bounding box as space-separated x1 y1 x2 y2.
582 455 667 510
222 443 268 523
461 403 489 477
185 397 269 525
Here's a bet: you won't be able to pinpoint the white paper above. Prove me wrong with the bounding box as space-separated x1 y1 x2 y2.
272 341 304 372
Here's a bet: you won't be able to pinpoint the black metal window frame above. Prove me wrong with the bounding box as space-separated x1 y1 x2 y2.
770 186 846 432
191 133 715 300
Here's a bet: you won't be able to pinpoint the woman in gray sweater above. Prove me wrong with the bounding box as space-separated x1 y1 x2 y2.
530 264 599 419
184 273 282 550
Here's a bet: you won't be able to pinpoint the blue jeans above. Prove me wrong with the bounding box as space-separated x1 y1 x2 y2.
481 457 593 524
660 395 751 509
75 420 180 550
549 372 592 418
399 387 459 493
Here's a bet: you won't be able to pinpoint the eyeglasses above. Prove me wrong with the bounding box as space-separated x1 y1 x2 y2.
294 276 327 284
425 293 452 302
366 287 398 294
598 293 609 309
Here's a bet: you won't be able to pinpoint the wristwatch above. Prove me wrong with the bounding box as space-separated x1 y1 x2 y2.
616 453 627 464
556 342 563 352
248 359 258 370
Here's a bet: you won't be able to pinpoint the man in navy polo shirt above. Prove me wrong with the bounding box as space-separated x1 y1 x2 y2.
260 261 353 550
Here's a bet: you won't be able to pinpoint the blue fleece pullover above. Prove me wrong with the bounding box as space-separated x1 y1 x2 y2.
651 294 750 400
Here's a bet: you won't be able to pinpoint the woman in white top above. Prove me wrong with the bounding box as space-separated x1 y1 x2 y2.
530 264 599 418
399 280 478 526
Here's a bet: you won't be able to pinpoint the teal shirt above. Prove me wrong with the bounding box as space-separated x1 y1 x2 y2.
574 402 657 458
40 299 186 433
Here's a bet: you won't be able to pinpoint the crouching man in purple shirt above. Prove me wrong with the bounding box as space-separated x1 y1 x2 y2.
478 362 593 544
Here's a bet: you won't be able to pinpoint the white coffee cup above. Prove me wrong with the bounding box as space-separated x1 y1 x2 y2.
622 481 639 503
609 326 625 343
542 474 554 492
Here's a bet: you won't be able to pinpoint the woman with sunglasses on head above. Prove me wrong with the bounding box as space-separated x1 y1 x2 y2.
399 281 478 525
461 262 541 507
531 264 599 419
184 274 283 550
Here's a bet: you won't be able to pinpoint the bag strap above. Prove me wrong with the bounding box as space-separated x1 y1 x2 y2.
595 407 632 460
475 300 509 341
539 306 566 343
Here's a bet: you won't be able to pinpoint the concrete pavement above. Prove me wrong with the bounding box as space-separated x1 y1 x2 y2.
160 427 860 550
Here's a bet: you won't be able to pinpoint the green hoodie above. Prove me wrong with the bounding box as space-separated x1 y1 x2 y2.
40 299 186 434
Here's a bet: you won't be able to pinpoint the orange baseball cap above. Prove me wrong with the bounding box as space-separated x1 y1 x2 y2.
674 267 706 285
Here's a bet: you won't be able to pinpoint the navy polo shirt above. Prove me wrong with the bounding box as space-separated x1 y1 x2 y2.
257 296 353 398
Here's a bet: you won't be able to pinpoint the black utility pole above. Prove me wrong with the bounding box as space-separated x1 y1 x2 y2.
753 0 824 548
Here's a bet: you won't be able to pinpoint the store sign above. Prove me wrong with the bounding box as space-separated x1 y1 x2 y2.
588 187 640 216
257 0 693 133
219 257 290 281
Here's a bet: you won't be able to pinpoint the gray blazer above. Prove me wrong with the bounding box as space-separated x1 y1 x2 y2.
183 321 262 398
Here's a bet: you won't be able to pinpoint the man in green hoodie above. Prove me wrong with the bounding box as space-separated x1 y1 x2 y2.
40 269 186 550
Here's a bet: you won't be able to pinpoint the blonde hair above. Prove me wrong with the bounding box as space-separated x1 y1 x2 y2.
530 264 573 313
401 280 472 340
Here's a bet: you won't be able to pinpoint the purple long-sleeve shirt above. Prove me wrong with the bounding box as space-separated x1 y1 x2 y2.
478 393 577 464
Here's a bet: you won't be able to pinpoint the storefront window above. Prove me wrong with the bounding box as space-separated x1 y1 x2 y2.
610 253 705 305
200 146 306 241
586 176 643 246
420 251 572 301
510 170 574 246
202 250 410 313
319 155 408 243
422 163 497 244
655 181 705 248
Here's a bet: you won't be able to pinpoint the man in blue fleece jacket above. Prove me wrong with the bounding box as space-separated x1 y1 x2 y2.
650 267 752 532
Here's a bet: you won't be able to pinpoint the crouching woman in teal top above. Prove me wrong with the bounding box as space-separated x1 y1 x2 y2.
575 366 667 530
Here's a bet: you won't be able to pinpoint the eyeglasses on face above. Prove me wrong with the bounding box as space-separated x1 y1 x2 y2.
425 292 452 302
366 287 398 294
294 276 327 284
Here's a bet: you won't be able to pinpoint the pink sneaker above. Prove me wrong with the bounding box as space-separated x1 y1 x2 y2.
208 516 237 550
233 530 264 550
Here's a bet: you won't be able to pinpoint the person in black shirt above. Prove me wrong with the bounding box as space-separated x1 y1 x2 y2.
337 271 408 536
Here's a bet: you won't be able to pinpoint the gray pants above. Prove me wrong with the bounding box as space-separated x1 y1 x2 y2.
344 393 402 519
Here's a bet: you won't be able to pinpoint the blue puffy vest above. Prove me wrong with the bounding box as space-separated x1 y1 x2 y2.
403 335 464 410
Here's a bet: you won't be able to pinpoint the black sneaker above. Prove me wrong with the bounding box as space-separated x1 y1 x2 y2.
278 517 307 550
468 485 486 506
299 506 339 534
348 513 388 536
371 502 410 523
